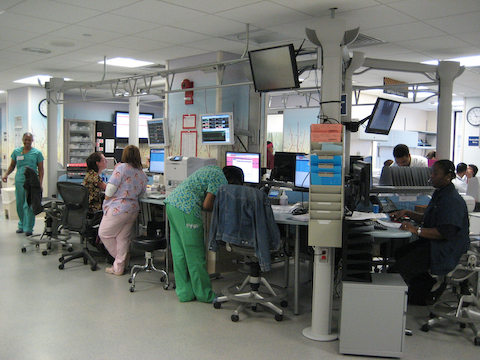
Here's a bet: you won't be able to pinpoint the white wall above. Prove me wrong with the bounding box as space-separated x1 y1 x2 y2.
462 97 480 166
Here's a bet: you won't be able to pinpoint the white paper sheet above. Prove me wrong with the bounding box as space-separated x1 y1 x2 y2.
346 211 389 221
105 139 114 153
377 219 402 229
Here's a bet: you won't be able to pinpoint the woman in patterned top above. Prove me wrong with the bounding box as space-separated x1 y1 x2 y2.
82 152 107 212
98 145 148 275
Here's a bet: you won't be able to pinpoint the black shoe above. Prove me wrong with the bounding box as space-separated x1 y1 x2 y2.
16 229 24 234
25 232 32 236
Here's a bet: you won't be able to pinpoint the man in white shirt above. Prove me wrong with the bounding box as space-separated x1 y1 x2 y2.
452 162 467 194
392 144 428 167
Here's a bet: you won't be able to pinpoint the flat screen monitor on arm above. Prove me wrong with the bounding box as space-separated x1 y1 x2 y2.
365 98 401 135
295 155 310 188
200 113 234 145
115 111 154 140
225 152 261 184
149 148 165 174
147 118 169 147
248 44 300 92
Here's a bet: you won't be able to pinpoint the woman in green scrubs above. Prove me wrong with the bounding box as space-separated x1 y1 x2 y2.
2 132 44 236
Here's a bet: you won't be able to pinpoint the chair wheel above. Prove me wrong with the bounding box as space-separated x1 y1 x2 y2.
251 305 257 312
213 301 222 309
83 258 88 265
21 248 26 253
421 324 430 332
429 312 435 319
275 314 283 322
280 300 288 308
59 257 64 262
231 314 239 322
163 284 169 290
42 251 48 256
460 323 466 329
160 276 166 282
67 247 73 252
474 337 480 346
58 264 64 270
90 265 97 271
128 278 132 283
35 244 39 248
130 286 135 292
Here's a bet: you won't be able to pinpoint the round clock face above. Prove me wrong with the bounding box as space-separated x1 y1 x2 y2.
467 106 480 126
39 99 48 117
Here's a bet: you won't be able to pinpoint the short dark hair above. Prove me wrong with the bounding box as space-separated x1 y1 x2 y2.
469 164 478 177
456 162 467 174
121 145 142 169
434 160 456 180
86 152 103 172
223 166 244 185
393 144 410 158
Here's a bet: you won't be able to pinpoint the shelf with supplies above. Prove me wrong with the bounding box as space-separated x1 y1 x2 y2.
64 119 95 165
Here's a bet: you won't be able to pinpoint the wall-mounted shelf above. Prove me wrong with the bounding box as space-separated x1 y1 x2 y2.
65 119 95 165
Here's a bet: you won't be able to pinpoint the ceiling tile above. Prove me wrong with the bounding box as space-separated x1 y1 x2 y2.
184 38 244 53
161 0 261 14
0 12 66 33
398 35 471 53
174 15 251 37
52 0 139 11
388 0 480 20
423 46 480 60
52 25 124 44
142 46 207 63
112 0 204 26
133 26 208 45
107 36 171 52
460 32 480 47
270 0 378 16
425 12 480 35
0 0 24 9
217 2 312 28
0 26 40 43
76 14 160 35
364 22 444 43
9 0 101 23
336 5 416 30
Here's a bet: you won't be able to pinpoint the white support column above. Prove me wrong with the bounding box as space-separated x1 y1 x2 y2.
46 78 63 197
436 61 464 160
129 96 139 147
303 19 345 342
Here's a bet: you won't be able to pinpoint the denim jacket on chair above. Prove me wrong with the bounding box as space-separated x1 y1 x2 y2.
208 184 281 271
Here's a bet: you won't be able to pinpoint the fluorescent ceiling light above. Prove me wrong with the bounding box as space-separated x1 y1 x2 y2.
0 90 5 93
13 75 72 85
98 57 153 68
422 55 480 67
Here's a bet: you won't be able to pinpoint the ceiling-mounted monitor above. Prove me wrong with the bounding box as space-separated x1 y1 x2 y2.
115 111 154 141
147 118 169 147
365 98 401 135
200 113 234 145
248 44 300 92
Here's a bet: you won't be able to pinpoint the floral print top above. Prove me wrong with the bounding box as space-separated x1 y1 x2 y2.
82 169 103 212
102 163 148 216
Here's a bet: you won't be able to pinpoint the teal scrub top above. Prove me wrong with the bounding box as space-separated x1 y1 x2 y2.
11 147 44 183
164 165 227 219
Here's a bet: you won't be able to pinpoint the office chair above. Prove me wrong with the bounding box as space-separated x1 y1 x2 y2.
209 184 287 322
420 243 480 346
128 234 170 292
21 167 72 255
56 182 102 271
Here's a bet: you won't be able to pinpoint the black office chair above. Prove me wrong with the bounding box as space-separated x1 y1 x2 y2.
57 182 102 271
209 184 287 322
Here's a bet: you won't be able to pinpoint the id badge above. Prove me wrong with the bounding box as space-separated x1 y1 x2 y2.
17 155 24 161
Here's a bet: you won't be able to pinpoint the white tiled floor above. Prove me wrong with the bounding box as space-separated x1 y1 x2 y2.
0 210 478 360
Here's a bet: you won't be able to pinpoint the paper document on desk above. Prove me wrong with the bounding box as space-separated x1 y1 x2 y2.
347 211 389 221
377 219 402 229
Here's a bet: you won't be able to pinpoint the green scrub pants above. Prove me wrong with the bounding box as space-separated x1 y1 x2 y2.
15 181 35 233
166 204 215 303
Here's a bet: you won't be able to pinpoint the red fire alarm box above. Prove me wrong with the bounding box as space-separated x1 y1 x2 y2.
181 79 194 105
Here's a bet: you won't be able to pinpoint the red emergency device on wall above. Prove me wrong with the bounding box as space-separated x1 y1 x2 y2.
181 79 194 105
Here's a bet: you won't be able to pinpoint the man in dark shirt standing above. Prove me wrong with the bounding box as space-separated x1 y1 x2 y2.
390 160 470 304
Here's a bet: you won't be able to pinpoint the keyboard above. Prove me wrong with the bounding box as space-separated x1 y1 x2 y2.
146 193 166 200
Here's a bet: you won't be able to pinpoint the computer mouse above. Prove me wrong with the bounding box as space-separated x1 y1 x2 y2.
292 207 308 215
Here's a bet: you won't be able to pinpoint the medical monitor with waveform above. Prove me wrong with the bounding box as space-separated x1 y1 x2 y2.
225 152 261 184
149 148 165 174
200 113 234 145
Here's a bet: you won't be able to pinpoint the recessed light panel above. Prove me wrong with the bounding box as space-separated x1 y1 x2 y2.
98 57 154 68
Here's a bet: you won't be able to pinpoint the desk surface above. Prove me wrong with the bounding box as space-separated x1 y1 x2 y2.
272 206 309 225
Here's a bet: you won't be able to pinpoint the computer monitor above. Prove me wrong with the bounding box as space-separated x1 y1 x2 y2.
149 148 165 174
147 118 169 147
225 152 261 184
115 111 154 140
272 152 303 182
352 160 372 207
295 155 310 188
365 98 401 135
248 44 300 92
200 113 234 145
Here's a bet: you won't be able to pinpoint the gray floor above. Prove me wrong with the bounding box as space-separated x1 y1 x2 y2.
0 210 478 360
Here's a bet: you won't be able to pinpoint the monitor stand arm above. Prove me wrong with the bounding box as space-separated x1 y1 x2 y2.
342 115 370 132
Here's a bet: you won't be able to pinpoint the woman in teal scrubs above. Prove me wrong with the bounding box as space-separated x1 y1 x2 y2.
2 132 44 236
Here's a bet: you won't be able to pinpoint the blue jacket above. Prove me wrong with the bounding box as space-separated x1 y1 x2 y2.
208 184 281 272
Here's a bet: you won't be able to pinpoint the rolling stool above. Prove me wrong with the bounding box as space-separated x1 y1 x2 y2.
128 235 171 292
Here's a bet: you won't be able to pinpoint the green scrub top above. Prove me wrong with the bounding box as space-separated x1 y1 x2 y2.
11 147 44 183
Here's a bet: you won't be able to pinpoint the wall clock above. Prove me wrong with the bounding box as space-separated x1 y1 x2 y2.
467 106 480 126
